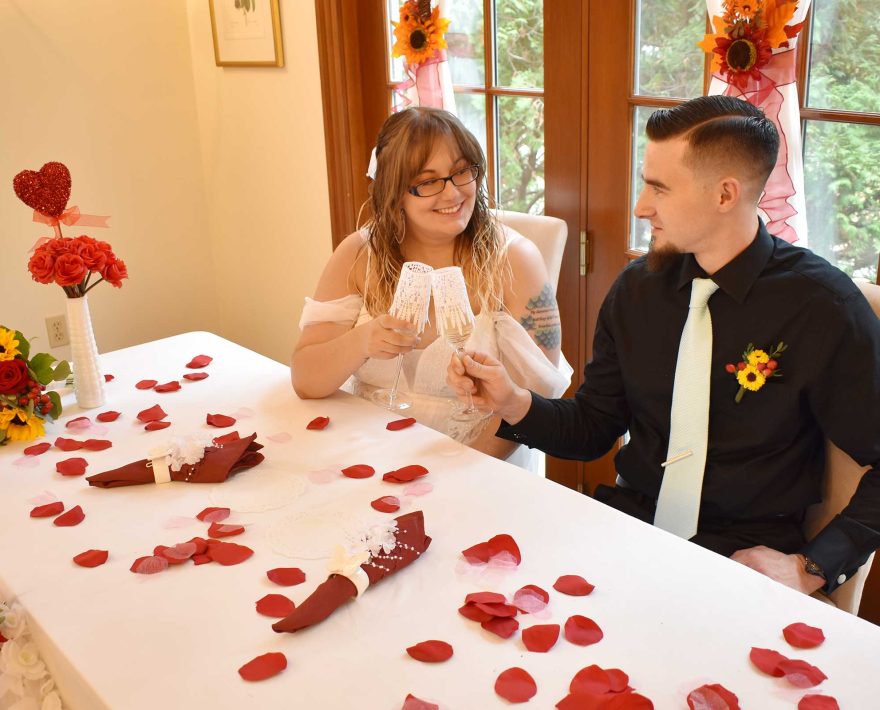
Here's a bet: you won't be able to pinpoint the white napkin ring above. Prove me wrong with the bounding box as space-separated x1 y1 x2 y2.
148 446 173 485
328 547 371 597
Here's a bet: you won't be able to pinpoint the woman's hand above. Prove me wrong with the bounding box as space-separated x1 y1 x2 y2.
356 315 420 360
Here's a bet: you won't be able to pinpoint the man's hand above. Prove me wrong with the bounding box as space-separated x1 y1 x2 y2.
446 350 532 424
730 546 825 594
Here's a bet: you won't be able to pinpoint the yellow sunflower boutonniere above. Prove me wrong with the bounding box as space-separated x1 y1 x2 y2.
392 0 450 67
725 341 787 403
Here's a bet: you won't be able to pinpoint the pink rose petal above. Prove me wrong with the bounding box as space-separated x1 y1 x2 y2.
513 584 549 614
687 683 740 710
267 432 292 443
197 507 231 522
371 496 401 513
307 467 336 484
403 481 433 497
13 456 40 468
65 416 91 430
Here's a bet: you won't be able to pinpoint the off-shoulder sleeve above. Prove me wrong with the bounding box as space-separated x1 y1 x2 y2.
492 313 573 398
298 294 364 330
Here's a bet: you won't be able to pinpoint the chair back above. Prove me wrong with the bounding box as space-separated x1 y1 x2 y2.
493 210 567 292
804 279 880 613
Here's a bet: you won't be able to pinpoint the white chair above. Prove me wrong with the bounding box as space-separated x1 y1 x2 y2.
493 209 568 293
803 279 880 614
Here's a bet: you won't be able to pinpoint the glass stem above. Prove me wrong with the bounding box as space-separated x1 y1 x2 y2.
389 353 405 403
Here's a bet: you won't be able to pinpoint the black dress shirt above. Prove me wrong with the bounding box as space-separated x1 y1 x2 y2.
498 222 880 592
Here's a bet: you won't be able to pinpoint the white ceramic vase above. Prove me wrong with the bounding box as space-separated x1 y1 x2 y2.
65 295 105 409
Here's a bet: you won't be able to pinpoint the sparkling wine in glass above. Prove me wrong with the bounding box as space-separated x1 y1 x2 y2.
371 261 433 411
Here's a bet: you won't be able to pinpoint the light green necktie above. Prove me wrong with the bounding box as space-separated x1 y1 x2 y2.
654 277 719 539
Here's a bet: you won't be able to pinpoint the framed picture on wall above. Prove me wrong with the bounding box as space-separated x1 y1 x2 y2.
209 0 284 67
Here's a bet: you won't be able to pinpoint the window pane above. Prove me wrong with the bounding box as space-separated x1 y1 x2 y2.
629 106 653 251
634 0 706 99
497 95 545 214
387 0 405 82
445 0 485 86
807 0 880 113
495 0 544 89
804 120 880 281
454 91 488 159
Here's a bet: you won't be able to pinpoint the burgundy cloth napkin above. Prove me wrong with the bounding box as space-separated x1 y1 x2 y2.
86 433 264 488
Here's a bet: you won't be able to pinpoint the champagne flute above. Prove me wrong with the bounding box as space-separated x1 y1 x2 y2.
371 261 433 411
431 266 481 421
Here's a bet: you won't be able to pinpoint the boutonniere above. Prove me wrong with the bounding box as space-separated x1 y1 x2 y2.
725 342 787 403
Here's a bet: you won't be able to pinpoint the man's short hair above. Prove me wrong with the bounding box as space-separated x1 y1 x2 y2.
646 95 780 191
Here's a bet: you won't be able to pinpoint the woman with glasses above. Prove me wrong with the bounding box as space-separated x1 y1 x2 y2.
292 107 571 465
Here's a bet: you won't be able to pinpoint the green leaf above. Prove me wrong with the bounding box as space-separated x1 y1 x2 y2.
29 352 57 385
46 390 62 420
52 360 71 382
14 330 30 360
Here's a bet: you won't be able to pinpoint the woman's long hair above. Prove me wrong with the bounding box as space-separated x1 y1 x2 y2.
358 107 507 317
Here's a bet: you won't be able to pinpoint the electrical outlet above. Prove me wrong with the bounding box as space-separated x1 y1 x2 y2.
45 314 69 347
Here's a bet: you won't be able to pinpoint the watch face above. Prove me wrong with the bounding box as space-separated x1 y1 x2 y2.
804 557 825 578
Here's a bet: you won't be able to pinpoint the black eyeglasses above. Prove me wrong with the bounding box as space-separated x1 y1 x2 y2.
408 165 480 197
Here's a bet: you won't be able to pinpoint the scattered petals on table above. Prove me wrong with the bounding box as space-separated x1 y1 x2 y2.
23 442 52 456
406 640 453 663
403 481 433 497
205 540 254 566
182 372 209 381
145 421 171 431
82 439 112 451
495 667 537 704
306 416 330 430
135 379 158 390
401 695 440 710
371 495 401 513
266 567 306 587
474 601 518 618
570 665 613 695
186 354 213 369
342 464 375 479
777 659 827 688
154 380 181 393
458 604 494 623
73 549 109 568
30 501 65 518
206 413 236 428
783 622 825 649
213 431 241 445
130 555 169 574
482 616 519 639
54 437 85 451
387 417 416 431
208 521 245 538
798 695 840 710
686 683 740 710
255 594 296 618
160 542 198 562
554 574 595 596
237 652 287 682
56 457 88 476
461 534 522 566
513 584 550 614
522 623 560 652
465 591 507 605
383 464 429 484
564 615 604 646
65 416 91 430
267 432 292 443
137 404 168 423
748 647 788 677
53 505 85 526
197 506 231 523
96 411 121 422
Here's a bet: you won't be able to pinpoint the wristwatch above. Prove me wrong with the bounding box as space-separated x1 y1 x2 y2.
801 555 826 580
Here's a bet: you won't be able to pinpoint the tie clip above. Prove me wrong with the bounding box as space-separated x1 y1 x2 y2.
661 450 693 468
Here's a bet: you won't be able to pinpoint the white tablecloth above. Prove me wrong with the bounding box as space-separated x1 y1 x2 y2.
1 332 878 709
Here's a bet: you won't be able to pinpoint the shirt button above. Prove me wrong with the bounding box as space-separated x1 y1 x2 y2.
837 574 847 585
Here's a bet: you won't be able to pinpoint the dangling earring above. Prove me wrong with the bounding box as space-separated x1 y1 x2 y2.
395 210 406 244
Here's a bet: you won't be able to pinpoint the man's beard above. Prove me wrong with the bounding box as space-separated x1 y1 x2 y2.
646 238 684 273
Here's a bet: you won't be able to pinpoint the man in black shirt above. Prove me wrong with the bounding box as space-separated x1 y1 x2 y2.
448 95 880 596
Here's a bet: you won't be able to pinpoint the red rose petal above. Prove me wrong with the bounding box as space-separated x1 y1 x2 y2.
462 534 522 565
31 501 64 518
513 584 550 614
798 695 840 710
342 464 375 479
777 659 827 688
749 647 788 677
73 549 109 568
266 567 306 586
53 505 84 526
464 591 508 605
382 464 429 483
104 373 114 382
154 545 186 565
130 555 169 574
186 354 213 369
371 495 401 512
192 553 212 565
606 669 630 693
188 537 209 555
386 417 416 431
687 683 740 710
603 694 654 709
154 380 181 393
65 416 91 429
474 601 519 618
554 574 595 596
481 616 519 639
564 615 604 646
255 594 296 617
402 695 439 710
197 506 231 522
96 411 121 422
24 442 52 456
213 431 240 444
137 404 167 423
783 622 825 649
56 457 88 476
495 667 537 703
458 603 494 623
208 521 245 538
82 439 112 451
182 372 209 381
237 652 287 682
570 665 611 695
206 413 236 428
306 416 330 430
160 542 198 562
136 379 158 390
522 623 560 652
206 540 253 565
54 437 84 451
145 420 171 431
406 640 453 663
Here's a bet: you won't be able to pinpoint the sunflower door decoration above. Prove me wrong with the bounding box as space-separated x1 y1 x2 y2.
391 0 456 112
699 1 810 245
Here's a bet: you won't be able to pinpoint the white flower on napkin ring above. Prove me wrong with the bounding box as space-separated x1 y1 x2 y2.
328 546 371 596
147 434 215 484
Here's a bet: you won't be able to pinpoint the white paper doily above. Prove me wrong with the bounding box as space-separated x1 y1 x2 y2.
266 508 371 560
208 465 307 513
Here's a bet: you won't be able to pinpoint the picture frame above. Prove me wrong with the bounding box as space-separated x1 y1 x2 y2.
209 0 284 67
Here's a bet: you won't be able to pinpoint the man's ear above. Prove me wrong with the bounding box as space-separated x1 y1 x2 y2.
716 176 742 213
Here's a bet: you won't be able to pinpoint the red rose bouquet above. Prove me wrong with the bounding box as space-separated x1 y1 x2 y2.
0 326 70 444
28 235 128 297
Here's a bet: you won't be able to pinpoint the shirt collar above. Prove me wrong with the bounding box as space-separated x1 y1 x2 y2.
676 220 774 303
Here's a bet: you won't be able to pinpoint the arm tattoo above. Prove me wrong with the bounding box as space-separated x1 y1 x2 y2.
519 283 562 350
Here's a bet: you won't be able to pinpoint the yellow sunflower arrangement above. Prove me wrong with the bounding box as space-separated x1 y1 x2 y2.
392 0 450 67
725 341 787 403
0 325 70 445
698 0 803 91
